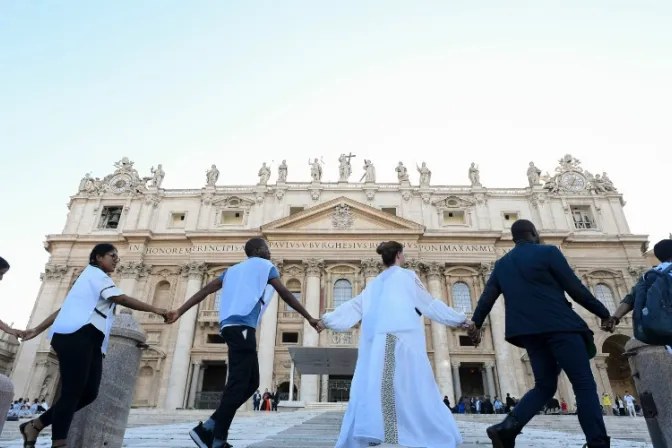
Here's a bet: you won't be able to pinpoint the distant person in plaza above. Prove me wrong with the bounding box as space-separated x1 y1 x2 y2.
317 241 470 448
0 256 26 338
18 243 169 448
466 219 616 448
164 237 321 448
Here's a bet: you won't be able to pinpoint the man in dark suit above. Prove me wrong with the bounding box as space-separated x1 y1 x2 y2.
466 219 616 448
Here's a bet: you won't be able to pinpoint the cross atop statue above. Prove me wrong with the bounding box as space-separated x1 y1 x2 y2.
338 153 356 182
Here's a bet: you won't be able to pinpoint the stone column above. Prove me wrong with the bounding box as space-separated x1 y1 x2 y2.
0 374 13 436
11 263 68 398
68 310 146 448
163 261 206 409
479 263 523 398
452 362 462 400
299 259 323 404
258 260 283 393
320 374 329 402
289 360 295 401
187 361 201 409
485 362 497 398
625 339 672 446
594 355 614 400
423 262 455 403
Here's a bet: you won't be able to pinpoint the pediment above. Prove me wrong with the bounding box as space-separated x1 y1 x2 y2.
432 195 475 209
261 197 425 234
212 195 255 209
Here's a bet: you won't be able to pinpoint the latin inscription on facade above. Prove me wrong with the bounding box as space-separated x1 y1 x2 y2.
129 241 497 255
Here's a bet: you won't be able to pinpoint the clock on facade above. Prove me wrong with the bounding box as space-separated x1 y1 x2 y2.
108 174 132 194
559 172 587 192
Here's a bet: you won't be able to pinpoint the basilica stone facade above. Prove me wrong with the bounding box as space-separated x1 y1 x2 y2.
9 154 650 410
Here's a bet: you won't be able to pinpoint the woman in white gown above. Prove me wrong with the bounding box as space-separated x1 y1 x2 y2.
319 241 469 448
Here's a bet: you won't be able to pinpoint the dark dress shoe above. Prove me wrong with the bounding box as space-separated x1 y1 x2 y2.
486 413 524 448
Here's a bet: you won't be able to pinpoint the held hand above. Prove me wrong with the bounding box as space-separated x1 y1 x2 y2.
601 316 618 333
164 309 182 324
460 319 474 329
21 328 39 341
12 328 27 339
316 320 327 332
308 317 322 333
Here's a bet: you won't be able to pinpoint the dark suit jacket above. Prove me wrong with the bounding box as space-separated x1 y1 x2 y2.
472 241 610 347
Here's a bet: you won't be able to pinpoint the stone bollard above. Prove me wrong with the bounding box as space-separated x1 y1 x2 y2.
0 374 13 436
68 309 147 448
625 338 672 448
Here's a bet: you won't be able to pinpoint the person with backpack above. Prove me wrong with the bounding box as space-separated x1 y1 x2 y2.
611 238 672 351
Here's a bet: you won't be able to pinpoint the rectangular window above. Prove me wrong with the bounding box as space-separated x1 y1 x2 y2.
289 206 304 215
207 334 225 344
220 210 243 225
443 210 465 225
170 212 186 228
570 206 596 230
503 212 519 228
99 206 123 229
381 207 397 216
459 336 475 347
281 332 299 344
285 291 301 311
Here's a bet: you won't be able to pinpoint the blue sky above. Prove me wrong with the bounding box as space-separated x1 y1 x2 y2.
1 1 671 327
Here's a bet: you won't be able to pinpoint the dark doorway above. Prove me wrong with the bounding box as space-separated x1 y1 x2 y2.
196 362 227 409
277 381 298 401
459 364 485 397
328 375 353 402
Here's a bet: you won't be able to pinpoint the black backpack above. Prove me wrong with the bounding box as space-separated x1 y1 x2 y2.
632 264 672 346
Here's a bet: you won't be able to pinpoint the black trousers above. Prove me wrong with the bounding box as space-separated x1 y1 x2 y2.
513 332 608 447
39 324 104 440
211 326 259 441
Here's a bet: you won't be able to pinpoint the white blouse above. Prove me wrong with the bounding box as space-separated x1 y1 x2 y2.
48 264 123 354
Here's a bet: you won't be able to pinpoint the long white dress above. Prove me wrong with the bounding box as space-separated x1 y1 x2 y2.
322 266 466 448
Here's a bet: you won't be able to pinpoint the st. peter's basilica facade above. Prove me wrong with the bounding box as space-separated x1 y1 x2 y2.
8 154 650 411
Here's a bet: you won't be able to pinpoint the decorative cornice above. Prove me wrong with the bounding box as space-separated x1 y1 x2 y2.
41 264 68 281
361 258 382 278
627 265 647 279
424 261 444 280
180 261 207 279
303 259 324 277
116 261 152 279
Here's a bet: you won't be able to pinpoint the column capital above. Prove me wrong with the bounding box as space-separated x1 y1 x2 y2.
40 263 68 281
192 360 202 367
484 361 496 369
272 258 284 275
303 259 324 277
116 261 152 279
424 261 444 280
360 258 382 277
180 261 207 279
478 262 495 280
403 258 424 276
451 361 461 368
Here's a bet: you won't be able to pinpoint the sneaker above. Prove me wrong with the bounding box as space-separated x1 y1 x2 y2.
189 422 214 448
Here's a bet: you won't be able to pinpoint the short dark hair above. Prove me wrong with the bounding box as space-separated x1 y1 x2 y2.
89 243 117 266
376 241 403 267
0 256 9 271
511 219 537 241
244 238 268 257
653 239 672 263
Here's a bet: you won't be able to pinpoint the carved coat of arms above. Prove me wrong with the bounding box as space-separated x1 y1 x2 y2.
331 204 354 230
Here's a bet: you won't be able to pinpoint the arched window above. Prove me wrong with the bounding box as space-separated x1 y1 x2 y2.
152 281 171 309
286 279 302 311
595 283 616 313
452 282 472 314
333 279 352 309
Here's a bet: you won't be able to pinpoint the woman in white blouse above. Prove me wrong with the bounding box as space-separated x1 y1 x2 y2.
19 244 168 448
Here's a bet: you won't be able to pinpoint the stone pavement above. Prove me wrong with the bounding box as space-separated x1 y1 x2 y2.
0 410 653 447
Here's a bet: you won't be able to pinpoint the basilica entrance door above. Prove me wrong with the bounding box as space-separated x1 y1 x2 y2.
459 364 486 397
196 362 228 409
328 375 353 402
603 334 636 400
